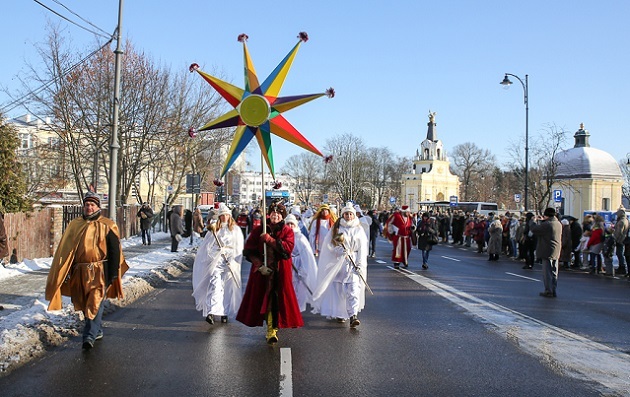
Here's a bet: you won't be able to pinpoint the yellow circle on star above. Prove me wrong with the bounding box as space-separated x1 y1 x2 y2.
239 94 271 127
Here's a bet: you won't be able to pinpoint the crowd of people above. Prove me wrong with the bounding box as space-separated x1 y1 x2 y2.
44 195 630 348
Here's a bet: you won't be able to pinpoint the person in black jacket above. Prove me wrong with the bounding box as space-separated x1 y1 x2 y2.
568 216 583 269
136 202 154 245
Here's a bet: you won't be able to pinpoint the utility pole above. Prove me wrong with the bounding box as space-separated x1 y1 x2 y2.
108 0 124 221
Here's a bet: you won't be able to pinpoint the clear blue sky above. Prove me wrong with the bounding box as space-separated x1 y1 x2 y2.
2 0 629 170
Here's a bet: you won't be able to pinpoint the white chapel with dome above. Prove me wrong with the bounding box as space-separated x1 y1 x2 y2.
553 123 623 219
400 111 459 212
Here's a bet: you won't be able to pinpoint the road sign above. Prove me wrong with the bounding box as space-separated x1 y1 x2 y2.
166 185 174 194
389 197 396 204
449 195 458 206
553 189 562 202
323 193 329 203
514 194 521 203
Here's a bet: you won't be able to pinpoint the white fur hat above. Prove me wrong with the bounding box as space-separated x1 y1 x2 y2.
217 204 231 217
290 206 301 216
341 202 356 215
284 214 298 226
353 204 363 215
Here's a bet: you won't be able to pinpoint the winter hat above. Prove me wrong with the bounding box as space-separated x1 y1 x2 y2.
268 201 287 218
561 219 570 226
284 214 298 226
290 206 301 216
543 207 556 217
401 205 410 212
341 202 356 215
353 204 363 215
83 192 101 207
217 204 231 217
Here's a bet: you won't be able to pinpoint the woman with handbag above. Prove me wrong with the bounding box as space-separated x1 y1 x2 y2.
415 212 437 269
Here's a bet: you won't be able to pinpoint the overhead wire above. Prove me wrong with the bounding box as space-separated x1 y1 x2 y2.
32 0 112 40
1 0 118 114
1 37 114 114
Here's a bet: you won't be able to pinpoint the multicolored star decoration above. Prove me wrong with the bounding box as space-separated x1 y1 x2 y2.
189 32 334 178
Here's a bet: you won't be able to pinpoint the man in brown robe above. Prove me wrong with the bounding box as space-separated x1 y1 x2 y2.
45 192 128 349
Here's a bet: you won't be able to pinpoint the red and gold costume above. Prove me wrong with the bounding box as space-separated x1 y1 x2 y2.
388 210 414 266
236 219 303 330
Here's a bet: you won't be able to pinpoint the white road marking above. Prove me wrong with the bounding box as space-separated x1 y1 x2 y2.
441 256 460 262
280 348 293 397
375 259 387 264
400 272 630 395
506 272 539 282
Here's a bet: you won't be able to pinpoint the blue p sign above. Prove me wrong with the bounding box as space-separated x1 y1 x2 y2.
553 189 562 202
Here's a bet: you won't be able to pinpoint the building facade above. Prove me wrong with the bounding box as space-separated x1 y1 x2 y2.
553 123 623 219
401 112 460 213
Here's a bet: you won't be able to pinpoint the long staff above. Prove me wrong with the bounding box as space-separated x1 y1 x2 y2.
340 241 374 295
210 227 241 289
291 262 313 295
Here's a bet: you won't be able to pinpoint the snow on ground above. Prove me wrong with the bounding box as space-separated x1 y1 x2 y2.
0 232 199 375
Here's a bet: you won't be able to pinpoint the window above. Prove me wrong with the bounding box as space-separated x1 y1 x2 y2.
602 198 610 211
19 133 32 149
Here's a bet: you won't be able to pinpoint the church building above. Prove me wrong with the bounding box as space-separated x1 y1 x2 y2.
400 112 460 212
553 123 623 219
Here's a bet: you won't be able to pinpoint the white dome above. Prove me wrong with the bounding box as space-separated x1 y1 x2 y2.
554 147 622 179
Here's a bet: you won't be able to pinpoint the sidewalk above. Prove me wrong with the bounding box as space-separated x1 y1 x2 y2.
0 232 200 376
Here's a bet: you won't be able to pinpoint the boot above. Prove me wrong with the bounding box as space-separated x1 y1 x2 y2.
266 312 278 344
350 315 360 328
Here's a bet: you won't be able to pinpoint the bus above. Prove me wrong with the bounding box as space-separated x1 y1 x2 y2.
452 202 499 216
416 201 499 216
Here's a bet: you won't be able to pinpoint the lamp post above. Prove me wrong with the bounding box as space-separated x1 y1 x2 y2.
500 73 529 211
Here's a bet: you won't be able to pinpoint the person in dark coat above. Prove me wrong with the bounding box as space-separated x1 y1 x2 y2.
559 218 573 268
136 202 154 245
0 211 9 267
569 216 583 269
529 208 562 297
367 210 381 258
522 212 537 269
169 205 184 252
415 212 438 269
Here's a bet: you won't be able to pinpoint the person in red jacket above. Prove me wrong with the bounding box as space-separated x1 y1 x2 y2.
236 201 303 344
387 206 414 269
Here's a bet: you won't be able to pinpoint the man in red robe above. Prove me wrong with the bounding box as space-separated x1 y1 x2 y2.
388 206 414 269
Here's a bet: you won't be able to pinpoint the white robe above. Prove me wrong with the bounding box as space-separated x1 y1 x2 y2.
191 223 244 318
309 219 333 257
311 218 368 319
289 226 318 312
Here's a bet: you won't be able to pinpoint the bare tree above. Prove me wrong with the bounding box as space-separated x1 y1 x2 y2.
280 152 323 206
450 142 496 201
529 123 567 212
323 133 369 205
9 24 229 206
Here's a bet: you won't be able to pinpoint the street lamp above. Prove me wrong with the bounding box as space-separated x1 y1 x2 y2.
500 73 529 211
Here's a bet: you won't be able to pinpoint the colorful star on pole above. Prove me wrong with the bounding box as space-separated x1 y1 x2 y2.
189 32 334 178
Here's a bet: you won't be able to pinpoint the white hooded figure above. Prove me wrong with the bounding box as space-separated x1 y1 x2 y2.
354 204 372 240
311 202 369 328
285 214 318 312
192 204 244 324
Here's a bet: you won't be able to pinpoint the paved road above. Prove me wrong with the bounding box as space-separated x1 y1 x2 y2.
0 237 617 396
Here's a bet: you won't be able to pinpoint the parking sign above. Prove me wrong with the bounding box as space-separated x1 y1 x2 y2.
553 189 562 202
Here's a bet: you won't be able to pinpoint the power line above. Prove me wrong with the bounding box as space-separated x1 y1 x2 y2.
1 38 114 114
52 0 112 38
32 0 112 40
